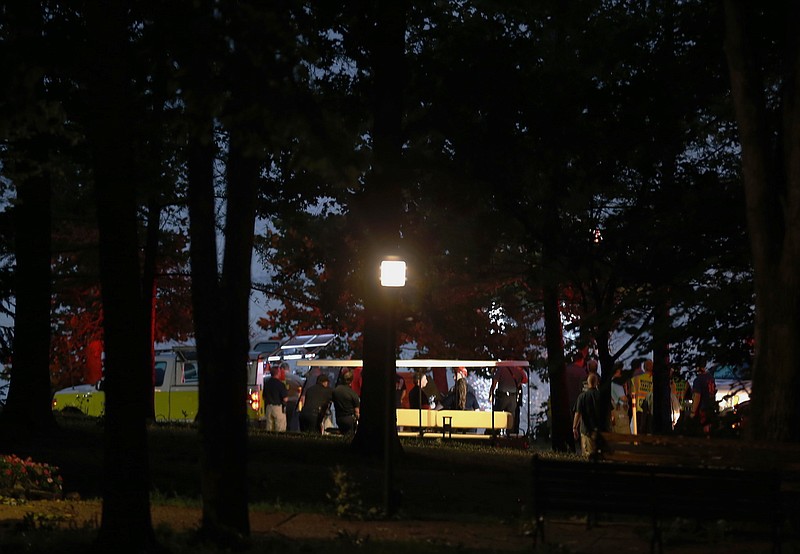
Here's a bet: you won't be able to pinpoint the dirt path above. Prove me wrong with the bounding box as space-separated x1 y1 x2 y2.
0 499 531 551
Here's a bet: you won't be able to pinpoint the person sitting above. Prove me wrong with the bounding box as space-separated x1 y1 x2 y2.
440 367 480 411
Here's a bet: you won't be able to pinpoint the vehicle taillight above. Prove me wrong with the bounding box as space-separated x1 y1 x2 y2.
248 390 260 412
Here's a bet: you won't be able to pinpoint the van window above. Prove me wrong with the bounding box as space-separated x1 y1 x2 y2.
253 340 280 355
154 361 167 387
182 363 198 384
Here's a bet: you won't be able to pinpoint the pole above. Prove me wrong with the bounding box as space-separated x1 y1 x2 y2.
417 378 423 438
527 367 531 439
383 288 397 517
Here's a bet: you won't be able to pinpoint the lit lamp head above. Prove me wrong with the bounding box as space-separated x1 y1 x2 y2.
380 259 406 287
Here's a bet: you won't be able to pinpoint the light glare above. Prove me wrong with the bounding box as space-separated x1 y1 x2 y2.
380 260 407 287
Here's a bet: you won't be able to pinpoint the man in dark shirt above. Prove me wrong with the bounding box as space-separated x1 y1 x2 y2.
332 369 360 434
299 373 333 433
573 372 601 456
408 372 431 410
489 364 526 433
691 361 717 436
264 364 288 432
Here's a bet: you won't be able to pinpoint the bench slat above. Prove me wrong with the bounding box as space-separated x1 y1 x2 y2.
395 408 513 432
530 454 783 551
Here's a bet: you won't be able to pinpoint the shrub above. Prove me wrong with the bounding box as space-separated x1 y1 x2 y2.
0 455 63 499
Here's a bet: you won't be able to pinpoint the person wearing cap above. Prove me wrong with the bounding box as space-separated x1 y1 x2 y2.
264 364 288 432
409 371 431 409
332 368 360 434
299 373 333 433
440 367 480 411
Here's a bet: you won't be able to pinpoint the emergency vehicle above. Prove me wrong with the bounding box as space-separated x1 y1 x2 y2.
51 346 267 422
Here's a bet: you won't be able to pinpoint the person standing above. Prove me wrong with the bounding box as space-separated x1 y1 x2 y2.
395 371 408 408
279 362 302 432
490 364 525 433
573 372 602 456
669 367 692 419
565 353 588 414
670 366 692 421
264 364 288 432
408 371 431 410
631 359 654 434
691 359 717 436
609 362 631 434
332 369 360 434
299 373 333 433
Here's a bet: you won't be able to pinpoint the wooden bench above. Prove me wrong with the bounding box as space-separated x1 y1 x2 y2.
594 431 800 474
530 454 784 553
395 408 513 439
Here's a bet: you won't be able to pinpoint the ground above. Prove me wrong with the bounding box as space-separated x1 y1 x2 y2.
0 498 532 552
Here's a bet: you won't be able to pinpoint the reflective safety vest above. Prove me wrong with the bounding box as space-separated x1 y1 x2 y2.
631 372 653 413
671 378 691 409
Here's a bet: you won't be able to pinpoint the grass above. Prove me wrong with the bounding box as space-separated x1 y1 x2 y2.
3 418 796 553
0 415 540 553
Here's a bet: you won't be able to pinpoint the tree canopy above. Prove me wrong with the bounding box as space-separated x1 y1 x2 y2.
1 0 796 547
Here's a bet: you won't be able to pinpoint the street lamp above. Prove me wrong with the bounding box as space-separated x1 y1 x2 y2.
380 259 406 287
380 256 405 516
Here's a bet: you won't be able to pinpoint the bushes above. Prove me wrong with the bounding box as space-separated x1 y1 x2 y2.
0 455 63 499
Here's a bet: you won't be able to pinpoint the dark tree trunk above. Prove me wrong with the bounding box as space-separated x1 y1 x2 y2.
93 161 157 553
0 0 56 436
213 126 258 537
84 1 157 551
181 0 251 540
651 295 672 434
543 280 571 452
142 199 160 420
4 148 55 434
593 327 613 432
724 1 800 442
186 75 255 545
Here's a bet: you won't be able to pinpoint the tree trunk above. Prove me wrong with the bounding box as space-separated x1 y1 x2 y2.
723 0 800 442
4 145 55 434
93 158 157 553
187 127 252 543
651 294 672 434
142 198 160 420
186 102 255 544
86 0 157 548
181 1 252 540
1 0 56 436
543 280 571 452
216 125 258 536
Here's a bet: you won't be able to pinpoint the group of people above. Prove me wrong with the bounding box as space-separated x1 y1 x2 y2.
404 364 528 434
401 366 489 412
263 362 530 435
263 363 361 435
571 355 718 456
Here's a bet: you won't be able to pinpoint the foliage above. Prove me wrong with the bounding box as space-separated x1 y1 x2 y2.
19 509 75 531
327 465 379 520
0 455 63 499
252 0 750 382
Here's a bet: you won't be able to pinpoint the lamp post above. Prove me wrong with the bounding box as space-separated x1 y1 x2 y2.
380 257 405 517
